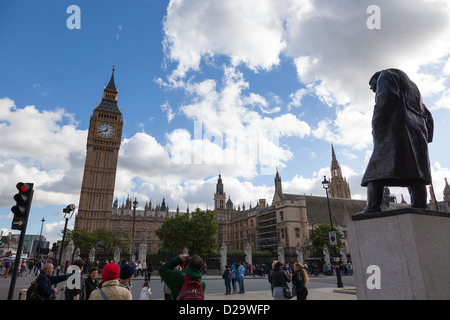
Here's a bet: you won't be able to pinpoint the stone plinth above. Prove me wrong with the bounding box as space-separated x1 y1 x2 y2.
347 208 450 300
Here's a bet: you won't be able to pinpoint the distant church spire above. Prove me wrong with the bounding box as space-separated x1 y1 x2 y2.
216 174 224 195
275 167 282 195
329 145 351 199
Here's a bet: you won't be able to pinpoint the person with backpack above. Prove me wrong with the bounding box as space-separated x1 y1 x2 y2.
158 253 206 300
222 265 231 295
35 263 70 300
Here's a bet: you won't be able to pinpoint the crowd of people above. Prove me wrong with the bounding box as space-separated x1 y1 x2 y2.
2 253 354 301
221 260 309 300
1 256 54 278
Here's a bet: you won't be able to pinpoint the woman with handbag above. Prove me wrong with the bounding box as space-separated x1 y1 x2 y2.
268 261 291 300
292 262 309 300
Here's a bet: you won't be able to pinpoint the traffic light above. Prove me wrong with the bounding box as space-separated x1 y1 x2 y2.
51 242 59 253
11 182 34 230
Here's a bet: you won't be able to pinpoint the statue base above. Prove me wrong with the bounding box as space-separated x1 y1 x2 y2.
347 208 450 300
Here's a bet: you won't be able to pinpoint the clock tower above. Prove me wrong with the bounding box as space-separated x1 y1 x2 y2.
74 68 123 232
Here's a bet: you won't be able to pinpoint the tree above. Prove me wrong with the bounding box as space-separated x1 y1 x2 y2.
156 208 218 256
311 223 343 258
93 228 128 256
70 229 96 254
63 228 128 258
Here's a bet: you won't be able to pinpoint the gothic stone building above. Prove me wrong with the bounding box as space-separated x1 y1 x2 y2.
74 70 449 258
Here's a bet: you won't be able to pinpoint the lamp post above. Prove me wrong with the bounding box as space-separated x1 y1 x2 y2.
309 218 319 276
129 198 138 261
322 176 343 288
36 217 45 257
309 219 315 256
56 204 75 276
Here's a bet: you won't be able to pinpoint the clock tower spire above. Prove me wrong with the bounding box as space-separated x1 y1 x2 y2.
75 67 124 232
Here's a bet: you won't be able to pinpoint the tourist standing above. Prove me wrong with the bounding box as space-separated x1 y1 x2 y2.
139 280 152 300
36 263 70 300
237 262 245 294
269 261 291 300
222 265 231 295
84 266 99 300
89 263 131 300
292 262 309 300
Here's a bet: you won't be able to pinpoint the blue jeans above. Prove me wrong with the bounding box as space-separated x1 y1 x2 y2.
238 277 245 293
224 278 231 294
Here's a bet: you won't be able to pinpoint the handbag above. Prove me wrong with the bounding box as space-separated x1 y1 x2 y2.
283 285 293 299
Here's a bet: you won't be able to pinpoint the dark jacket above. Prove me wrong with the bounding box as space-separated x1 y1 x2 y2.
292 270 305 291
158 255 206 299
268 267 290 289
362 69 433 187
65 273 85 300
84 277 99 300
37 273 69 300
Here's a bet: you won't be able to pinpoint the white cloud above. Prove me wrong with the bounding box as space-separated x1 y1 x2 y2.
162 0 450 151
434 88 450 110
288 87 310 110
178 66 311 175
162 0 288 81
285 0 450 149
0 98 86 207
160 102 176 123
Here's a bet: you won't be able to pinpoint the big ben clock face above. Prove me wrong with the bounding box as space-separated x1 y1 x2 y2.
97 123 115 138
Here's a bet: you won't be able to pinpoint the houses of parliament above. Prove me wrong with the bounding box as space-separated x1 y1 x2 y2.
74 70 450 258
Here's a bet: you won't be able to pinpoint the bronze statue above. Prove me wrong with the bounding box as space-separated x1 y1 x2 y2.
359 69 434 214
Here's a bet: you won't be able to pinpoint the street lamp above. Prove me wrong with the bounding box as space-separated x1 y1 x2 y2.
322 175 343 288
309 219 315 256
56 204 75 276
321 176 333 229
130 198 138 261
36 217 45 256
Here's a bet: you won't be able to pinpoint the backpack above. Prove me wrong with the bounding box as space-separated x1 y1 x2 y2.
176 274 204 300
222 269 229 279
26 276 44 300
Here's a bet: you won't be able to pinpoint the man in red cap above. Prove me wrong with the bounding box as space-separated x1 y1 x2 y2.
89 263 131 300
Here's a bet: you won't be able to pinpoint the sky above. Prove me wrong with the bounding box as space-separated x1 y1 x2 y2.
1 0 450 246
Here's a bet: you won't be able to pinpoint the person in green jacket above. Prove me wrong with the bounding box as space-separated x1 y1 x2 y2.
158 254 206 299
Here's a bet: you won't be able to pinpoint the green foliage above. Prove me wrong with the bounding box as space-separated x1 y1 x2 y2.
64 228 128 256
156 208 218 256
311 223 342 257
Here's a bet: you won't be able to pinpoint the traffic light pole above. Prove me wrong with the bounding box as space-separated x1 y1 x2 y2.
8 187 34 300
7 226 27 300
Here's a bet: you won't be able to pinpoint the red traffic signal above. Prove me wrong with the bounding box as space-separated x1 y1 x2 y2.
17 182 31 193
11 182 34 230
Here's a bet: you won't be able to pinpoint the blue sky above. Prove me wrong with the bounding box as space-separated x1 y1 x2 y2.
1 0 450 245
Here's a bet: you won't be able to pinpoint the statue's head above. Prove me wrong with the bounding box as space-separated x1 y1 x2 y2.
369 71 382 92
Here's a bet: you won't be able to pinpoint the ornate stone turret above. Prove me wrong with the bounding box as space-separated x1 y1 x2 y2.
214 174 226 210
444 178 450 212
329 145 351 199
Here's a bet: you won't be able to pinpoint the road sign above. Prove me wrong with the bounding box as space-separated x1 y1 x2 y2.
329 231 337 245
